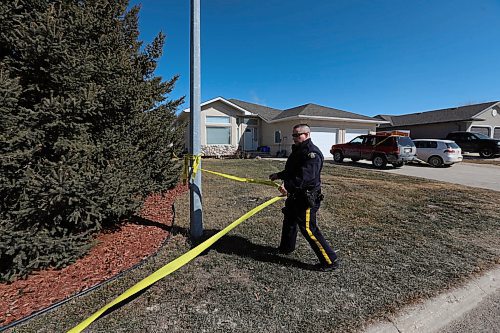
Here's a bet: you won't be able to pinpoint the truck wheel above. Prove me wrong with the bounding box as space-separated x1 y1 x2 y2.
479 148 494 158
333 150 344 163
428 156 443 167
372 155 387 168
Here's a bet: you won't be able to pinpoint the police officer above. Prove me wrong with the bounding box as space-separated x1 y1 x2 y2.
269 124 339 271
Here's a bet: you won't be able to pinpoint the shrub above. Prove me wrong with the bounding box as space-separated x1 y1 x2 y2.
0 0 185 281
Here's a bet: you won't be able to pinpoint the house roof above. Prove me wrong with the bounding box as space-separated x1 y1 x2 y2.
228 99 282 122
181 97 387 124
373 114 393 122
181 97 257 116
377 101 499 127
272 103 380 122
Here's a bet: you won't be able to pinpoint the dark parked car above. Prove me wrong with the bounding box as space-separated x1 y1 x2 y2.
445 131 500 158
330 132 417 168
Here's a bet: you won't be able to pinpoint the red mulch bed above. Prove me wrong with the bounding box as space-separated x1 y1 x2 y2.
0 184 187 327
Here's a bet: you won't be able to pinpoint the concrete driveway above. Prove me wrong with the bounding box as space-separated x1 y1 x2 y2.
323 157 500 192
381 161 500 192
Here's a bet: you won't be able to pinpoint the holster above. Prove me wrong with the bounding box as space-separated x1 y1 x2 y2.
305 189 324 208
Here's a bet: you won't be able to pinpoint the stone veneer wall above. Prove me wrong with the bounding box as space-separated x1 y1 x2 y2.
201 145 239 157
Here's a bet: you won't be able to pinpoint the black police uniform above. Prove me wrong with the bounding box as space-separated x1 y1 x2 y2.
275 138 337 267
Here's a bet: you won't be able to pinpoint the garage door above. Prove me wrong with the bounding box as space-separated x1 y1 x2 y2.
470 126 490 137
310 127 338 158
345 129 369 143
495 127 500 139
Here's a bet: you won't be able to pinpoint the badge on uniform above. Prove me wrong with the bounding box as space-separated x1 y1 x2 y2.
308 152 316 159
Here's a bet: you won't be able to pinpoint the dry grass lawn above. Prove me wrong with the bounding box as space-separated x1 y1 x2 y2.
10 159 500 333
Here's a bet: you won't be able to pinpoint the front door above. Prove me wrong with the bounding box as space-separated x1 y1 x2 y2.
244 127 258 150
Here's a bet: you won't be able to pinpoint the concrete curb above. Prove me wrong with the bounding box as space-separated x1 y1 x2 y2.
364 266 500 333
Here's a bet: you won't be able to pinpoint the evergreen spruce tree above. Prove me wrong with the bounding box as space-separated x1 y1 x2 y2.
0 0 185 281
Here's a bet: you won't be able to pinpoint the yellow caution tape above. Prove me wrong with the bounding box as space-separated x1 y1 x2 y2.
182 154 280 189
68 195 285 333
182 154 202 185
191 155 201 180
201 168 280 188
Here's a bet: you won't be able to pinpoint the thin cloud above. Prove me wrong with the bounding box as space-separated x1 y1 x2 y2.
249 90 267 106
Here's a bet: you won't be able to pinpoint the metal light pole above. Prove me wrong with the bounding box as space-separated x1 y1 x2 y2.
189 0 203 241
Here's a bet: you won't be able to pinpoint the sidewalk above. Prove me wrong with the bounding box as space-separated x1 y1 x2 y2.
364 266 500 333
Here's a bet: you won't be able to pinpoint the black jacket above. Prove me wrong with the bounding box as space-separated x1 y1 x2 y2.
277 138 323 194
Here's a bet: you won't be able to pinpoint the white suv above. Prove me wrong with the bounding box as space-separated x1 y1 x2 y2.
413 139 463 167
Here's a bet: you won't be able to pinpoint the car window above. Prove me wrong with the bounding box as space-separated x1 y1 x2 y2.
446 142 460 149
363 136 376 145
349 136 363 144
415 141 431 148
397 136 415 147
377 136 393 146
473 133 490 140
429 141 437 148
413 141 426 148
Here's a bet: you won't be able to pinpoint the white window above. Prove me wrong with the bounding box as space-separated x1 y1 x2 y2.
206 116 230 124
207 127 231 144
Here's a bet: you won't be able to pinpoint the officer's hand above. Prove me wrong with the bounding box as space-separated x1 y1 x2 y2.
269 173 279 181
278 184 287 196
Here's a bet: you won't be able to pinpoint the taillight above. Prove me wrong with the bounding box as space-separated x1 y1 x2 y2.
444 148 456 154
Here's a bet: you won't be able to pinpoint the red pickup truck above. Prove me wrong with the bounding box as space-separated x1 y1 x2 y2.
330 133 417 168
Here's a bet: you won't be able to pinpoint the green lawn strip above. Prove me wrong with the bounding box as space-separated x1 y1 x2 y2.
461 159 500 166
11 159 500 333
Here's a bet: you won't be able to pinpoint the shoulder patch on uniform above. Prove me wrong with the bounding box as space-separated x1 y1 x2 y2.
308 152 316 159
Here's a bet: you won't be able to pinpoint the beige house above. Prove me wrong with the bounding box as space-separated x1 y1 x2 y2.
376 101 500 139
179 97 388 158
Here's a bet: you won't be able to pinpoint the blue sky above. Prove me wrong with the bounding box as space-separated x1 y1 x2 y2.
129 0 500 116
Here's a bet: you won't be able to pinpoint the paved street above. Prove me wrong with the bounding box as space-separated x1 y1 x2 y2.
439 288 500 333
365 267 500 333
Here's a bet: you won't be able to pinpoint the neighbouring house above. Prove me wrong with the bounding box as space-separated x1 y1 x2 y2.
375 101 500 139
178 97 388 158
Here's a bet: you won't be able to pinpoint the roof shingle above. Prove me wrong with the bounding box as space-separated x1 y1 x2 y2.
272 103 378 121
378 101 499 127
228 99 282 122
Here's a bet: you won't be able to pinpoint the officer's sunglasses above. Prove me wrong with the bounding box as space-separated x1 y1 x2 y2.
292 132 307 138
